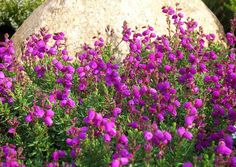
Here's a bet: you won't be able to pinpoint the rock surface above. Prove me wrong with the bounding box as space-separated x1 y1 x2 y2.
12 0 225 58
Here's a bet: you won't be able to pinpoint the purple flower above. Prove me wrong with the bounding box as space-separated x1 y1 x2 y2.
148 53 155 60
185 116 195 126
164 65 172 72
62 55 73 62
194 99 203 108
149 88 157 95
25 113 33 123
230 157 236 166
88 109 96 121
36 40 45 50
182 162 193 167
44 117 53 126
168 53 176 62
34 106 44 118
104 134 111 143
67 65 75 73
133 85 140 98
168 7 175 15
144 143 153 152
144 131 153 141
58 150 66 158
189 107 197 115
128 122 138 129
80 126 88 132
66 138 73 146
95 113 103 122
155 130 164 139
212 91 220 97
8 128 16 134
119 135 128 144
46 109 54 117
177 127 185 137
223 136 233 150
113 107 122 117
156 113 164 121
49 94 57 104
227 125 236 133
105 121 116 136
204 75 211 82
0 71 5 78
216 141 232 155
72 137 79 145
52 150 65 161
54 61 63 70
67 99 76 108
78 132 87 140
226 32 235 46
120 157 129 165
183 131 193 140
52 151 59 161
60 100 67 107
211 75 219 83
184 102 192 109
163 131 172 141
188 53 195 63
89 61 98 69
78 83 87 91
111 159 120 167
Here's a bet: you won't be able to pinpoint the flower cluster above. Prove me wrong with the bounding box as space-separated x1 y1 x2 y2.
66 126 88 158
25 104 54 126
0 144 25 167
0 36 15 104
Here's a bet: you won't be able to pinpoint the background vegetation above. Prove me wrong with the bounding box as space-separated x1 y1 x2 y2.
0 0 45 40
202 0 236 33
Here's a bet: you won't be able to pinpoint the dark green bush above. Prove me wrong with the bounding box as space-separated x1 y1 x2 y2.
0 0 45 29
0 0 44 40
203 0 235 33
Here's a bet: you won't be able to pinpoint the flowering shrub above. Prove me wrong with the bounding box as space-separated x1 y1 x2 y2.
0 3 236 167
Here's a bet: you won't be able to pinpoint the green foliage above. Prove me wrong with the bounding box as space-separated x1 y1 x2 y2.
0 0 45 29
225 0 236 12
203 0 235 32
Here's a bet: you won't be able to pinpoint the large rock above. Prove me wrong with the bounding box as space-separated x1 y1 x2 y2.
12 0 225 59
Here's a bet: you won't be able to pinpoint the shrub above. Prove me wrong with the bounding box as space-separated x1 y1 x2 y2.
203 0 235 33
225 0 236 12
0 0 45 29
0 0 45 41
0 3 235 167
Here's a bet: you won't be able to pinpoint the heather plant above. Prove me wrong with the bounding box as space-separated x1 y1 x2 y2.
0 3 236 167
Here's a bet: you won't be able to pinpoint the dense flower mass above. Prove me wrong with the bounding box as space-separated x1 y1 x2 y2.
0 3 235 167
0 37 15 104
